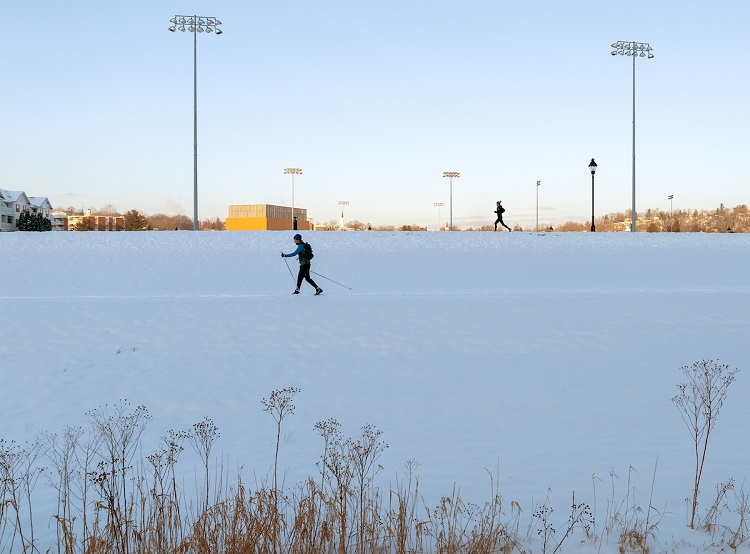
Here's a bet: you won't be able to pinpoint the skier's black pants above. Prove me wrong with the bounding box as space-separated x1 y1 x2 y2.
296 264 318 290
495 217 511 231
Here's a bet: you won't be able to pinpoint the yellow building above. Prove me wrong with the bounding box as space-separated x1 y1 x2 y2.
225 204 312 231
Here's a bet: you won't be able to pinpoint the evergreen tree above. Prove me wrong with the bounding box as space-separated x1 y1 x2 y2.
73 218 96 231
123 210 151 231
17 211 52 231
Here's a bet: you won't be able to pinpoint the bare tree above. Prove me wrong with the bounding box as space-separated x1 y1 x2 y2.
96 204 121 216
187 417 219 513
87 401 151 554
672 359 739 528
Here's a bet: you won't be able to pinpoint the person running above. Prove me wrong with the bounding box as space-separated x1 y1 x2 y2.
494 201 511 232
281 233 323 295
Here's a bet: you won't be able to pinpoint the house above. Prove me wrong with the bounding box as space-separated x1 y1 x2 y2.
1 189 29 232
28 197 53 219
0 189 56 231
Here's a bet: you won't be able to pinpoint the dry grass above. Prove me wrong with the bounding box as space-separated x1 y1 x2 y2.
1 398 529 553
8 384 747 553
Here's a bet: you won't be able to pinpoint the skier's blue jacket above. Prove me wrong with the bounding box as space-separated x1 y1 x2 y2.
283 243 310 265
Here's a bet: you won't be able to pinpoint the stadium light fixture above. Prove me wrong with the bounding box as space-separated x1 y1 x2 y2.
169 14 223 230
611 40 654 232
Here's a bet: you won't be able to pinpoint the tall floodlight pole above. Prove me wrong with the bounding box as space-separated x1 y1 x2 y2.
536 181 541 232
442 172 460 231
338 200 349 230
589 158 597 232
169 15 223 231
284 168 302 230
611 40 654 233
434 202 445 231
668 194 674 232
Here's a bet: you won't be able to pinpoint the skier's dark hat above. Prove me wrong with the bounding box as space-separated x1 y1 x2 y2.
293 233 302 241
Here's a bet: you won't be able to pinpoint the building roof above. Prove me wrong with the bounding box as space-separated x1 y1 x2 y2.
28 197 53 209
0 189 29 203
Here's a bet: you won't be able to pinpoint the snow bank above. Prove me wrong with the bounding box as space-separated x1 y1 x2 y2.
1 230 749 552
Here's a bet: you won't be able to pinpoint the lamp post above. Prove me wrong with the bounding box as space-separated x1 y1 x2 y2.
442 171 460 231
169 15 223 231
668 194 674 232
589 159 597 232
434 202 445 231
611 40 654 233
338 200 349 230
284 168 302 230
536 181 541 233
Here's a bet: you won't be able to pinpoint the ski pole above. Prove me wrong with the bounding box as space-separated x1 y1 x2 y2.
282 255 296 285
310 270 352 290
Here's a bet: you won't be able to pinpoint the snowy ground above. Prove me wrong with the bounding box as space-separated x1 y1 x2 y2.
1 230 749 552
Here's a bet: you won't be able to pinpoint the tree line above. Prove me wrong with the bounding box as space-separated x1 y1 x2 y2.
319 204 748 233
37 203 750 233
56 206 225 231
544 203 748 233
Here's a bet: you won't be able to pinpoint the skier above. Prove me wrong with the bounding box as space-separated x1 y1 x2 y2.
281 233 323 295
494 201 511 232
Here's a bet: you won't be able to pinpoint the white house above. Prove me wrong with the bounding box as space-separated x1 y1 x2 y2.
28 197 53 219
0 189 29 232
0 189 54 231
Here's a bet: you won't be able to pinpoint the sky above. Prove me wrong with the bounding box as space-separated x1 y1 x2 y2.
1 230 749 552
2 0 748 228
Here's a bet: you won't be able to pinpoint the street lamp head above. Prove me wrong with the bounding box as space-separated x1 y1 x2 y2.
589 158 597 174
215 28 223 34
284 168 302 175
443 171 460 178
168 25 176 32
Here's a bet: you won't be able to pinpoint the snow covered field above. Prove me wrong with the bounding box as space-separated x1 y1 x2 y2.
1 230 749 552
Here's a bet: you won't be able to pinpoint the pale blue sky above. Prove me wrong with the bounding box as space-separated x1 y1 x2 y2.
2 1 748 228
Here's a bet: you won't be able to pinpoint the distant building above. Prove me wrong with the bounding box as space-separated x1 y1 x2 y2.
67 210 124 231
0 189 54 232
50 211 69 231
225 204 313 231
29 197 53 218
